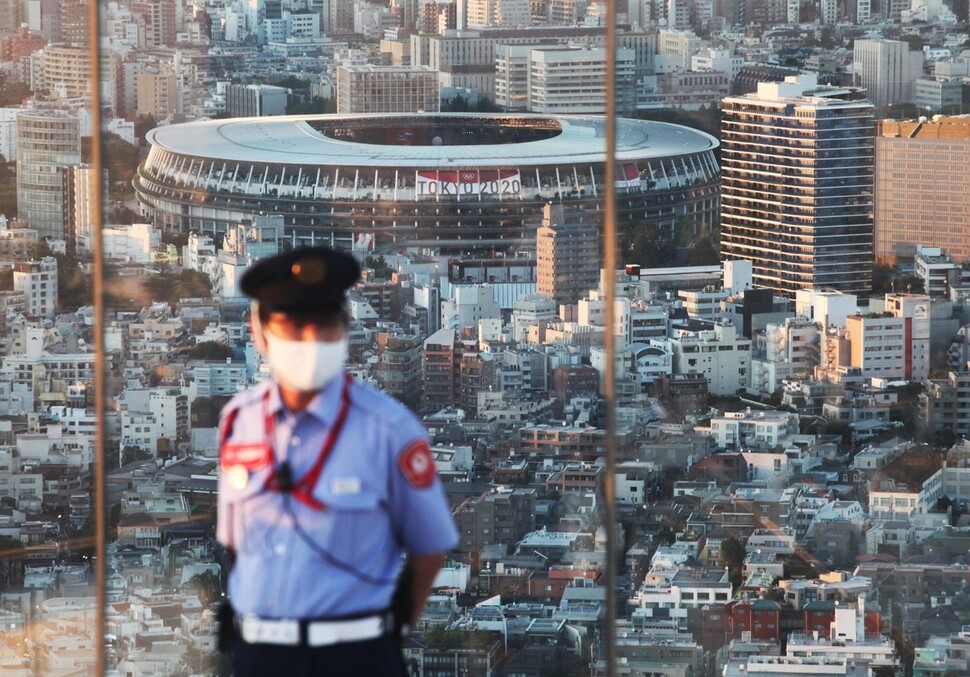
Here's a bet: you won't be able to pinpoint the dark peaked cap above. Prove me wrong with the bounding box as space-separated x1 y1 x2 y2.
240 247 361 313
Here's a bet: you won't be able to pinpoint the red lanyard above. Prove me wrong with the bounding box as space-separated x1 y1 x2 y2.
262 373 353 510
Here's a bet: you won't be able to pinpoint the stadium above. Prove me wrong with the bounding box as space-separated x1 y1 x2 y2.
135 113 720 255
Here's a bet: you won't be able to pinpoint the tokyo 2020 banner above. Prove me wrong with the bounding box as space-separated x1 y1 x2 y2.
415 170 521 198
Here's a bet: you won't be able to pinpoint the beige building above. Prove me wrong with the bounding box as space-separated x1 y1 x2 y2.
336 65 438 114
874 116 970 263
536 203 598 306
136 72 182 118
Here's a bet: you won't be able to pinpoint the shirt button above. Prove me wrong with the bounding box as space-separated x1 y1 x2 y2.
275 544 286 556
290 436 301 447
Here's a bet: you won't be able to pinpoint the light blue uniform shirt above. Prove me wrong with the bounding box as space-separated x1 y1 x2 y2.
216 372 459 619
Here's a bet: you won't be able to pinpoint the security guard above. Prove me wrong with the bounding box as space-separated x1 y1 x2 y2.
216 246 458 676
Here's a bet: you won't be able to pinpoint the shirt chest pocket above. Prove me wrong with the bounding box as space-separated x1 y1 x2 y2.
302 488 392 562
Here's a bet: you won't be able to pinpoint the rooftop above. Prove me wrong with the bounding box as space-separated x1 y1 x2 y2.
146 113 718 168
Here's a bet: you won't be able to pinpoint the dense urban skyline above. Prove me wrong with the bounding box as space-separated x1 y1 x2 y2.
0 0 966 675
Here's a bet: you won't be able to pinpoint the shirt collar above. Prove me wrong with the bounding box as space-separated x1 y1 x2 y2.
266 370 347 426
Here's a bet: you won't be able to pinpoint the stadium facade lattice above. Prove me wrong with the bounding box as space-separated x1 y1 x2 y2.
135 113 720 255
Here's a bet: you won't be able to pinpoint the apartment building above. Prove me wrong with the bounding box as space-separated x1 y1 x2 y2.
668 319 752 396
336 65 439 114
13 257 57 319
720 74 874 296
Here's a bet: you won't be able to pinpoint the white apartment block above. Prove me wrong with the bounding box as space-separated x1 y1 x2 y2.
669 319 751 396
787 599 894 668
844 298 928 382
0 449 43 505
527 47 636 115
121 410 160 452
630 565 732 622
853 39 923 110
749 316 819 397
620 299 669 344
187 361 248 399
48 406 98 437
678 286 728 319
0 107 20 162
884 293 930 382
707 409 799 449
795 288 858 329
628 339 673 384
442 285 502 331
914 246 966 297
690 49 742 79
512 294 558 343
13 257 57 319
18 426 94 469
869 468 942 520
102 223 161 264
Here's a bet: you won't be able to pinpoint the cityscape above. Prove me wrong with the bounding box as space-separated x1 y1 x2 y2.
0 0 968 675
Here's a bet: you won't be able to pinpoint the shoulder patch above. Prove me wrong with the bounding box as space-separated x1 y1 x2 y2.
398 439 436 489
221 443 271 471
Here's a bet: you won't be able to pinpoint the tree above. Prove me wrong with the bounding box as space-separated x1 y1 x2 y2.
185 570 222 606
628 222 676 268
0 74 33 107
364 254 393 278
191 396 231 427
872 264 894 294
0 161 16 218
143 269 212 305
719 535 745 587
676 220 720 266
134 114 158 146
188 341 234 361
658 465 686 500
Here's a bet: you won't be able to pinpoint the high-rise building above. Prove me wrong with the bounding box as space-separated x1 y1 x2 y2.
423 328 460 412
335 65 439 114
41 44 92 99
132 0 177 47
16 109 81 241
720 74 875 297
873 116 970 263
71 164 98 254
852 39 923 110
536 203 599 306
374 332 424 409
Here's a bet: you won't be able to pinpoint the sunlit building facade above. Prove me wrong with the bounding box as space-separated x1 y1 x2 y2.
874 116 970 263
720 74 875 297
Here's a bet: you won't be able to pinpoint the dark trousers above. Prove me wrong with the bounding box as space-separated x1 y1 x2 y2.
233 635 406 677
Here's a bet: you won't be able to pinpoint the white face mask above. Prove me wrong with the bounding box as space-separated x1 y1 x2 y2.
263 333 349 392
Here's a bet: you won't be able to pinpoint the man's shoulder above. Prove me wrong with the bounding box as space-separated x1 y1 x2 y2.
348 380 423 432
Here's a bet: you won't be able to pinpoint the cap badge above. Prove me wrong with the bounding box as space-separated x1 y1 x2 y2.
291 258 326 285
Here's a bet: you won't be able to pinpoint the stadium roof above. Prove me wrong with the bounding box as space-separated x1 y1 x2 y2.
146 113 718 168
